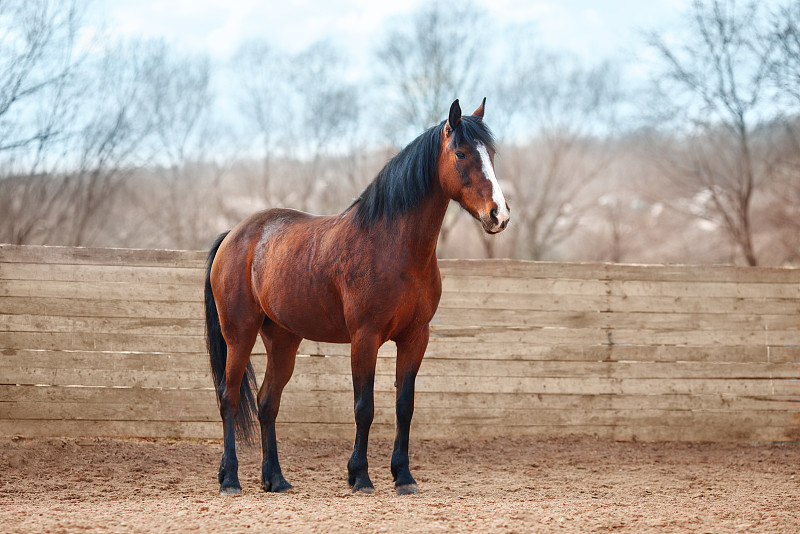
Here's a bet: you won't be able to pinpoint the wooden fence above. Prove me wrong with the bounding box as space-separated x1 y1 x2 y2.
1 244 799 442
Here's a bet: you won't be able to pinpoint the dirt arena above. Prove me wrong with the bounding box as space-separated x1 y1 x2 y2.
1 435 798 533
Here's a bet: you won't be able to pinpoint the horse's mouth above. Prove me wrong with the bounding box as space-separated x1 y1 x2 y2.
481 218 509 234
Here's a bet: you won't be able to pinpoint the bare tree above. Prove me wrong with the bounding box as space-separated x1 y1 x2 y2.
232 38 360 215
0 0 84 153
231 38 290 206
763 136 800 263
0 2 163 247
286 40 361 211
375 1 488 141
495 50 623 260
53 37 170 246
290 42 360 155
773 1 800 104
137 42 215 249
0 0 85 244
645 0 782 266
766 3 800 263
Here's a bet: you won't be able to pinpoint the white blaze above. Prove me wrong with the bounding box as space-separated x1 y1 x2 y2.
476 143 509 219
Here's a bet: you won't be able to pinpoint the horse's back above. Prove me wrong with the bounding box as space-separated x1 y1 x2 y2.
212 208 313 286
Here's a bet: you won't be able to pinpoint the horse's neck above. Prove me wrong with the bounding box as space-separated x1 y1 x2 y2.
391 182 449 266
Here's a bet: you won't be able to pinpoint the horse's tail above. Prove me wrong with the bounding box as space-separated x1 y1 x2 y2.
205 231 258 443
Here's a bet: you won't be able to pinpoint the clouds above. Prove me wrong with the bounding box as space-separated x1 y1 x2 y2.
97 0 427 61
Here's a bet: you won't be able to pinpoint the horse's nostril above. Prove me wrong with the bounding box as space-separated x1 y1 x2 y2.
490 207 499 224
501 219 508 229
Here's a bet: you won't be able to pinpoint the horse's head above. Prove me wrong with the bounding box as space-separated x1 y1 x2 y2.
438 99 510 234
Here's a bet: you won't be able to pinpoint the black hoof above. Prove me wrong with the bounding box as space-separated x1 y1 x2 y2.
349 475 375 494
352 484 375 494
262 479 293 494
262 467 293 493
396 483 419 495
219 485 242 496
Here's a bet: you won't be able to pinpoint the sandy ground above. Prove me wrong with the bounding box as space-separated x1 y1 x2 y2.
1 435 798 533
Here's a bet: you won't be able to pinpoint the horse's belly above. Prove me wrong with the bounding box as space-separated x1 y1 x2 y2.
278 313 351 344
261 286 430 346
262 289 351 344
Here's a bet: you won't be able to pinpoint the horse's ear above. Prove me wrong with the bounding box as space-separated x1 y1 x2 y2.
445 99 461 136
473 97 486 119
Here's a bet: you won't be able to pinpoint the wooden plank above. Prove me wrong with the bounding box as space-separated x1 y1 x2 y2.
307 422 799 442
443 275 800 299
301 341 799 363
433 307 800 330
427 325 800 347
1 399 220 422
5 341 790 369
0 332 209 353
597 312 800 331
3 418 796 441
1 366 214 388
442 276 608 296
3 286 797 319
7 326 775 355
2 339 797 368
600 328 800 346
0 262 203 285
0 314 203 336
0 280 202 302
423 340 800 362
0 296 201 320
610 279 800 299
0 385 216 404
3 399 797 431
0 419 224 439
439 259 800 284
416 359 800 380
1 417 795 442
4 358 798 396
5 345 798 380
2 385 796 413
0 245 207 267
5 350 798 380
0 350 209 371
441 291 800 315
410 375 800 397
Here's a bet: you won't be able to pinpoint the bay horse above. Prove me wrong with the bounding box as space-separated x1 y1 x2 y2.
205 98 510 496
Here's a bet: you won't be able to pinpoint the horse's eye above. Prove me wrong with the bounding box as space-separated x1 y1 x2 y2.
455 151 466 160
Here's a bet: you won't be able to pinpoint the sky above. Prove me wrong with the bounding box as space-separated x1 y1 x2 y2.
87 0 787 146
95 0 693 70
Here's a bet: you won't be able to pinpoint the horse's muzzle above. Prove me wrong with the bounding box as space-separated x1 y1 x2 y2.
482 206 510 234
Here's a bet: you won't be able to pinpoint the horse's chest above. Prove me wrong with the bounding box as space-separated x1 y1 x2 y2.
384 271 441 329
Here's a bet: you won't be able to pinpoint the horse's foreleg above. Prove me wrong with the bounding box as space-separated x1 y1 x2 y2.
258 325 301 493
347 332 381 494
391 325 429 495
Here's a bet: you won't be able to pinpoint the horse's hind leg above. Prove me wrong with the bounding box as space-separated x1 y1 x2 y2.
258 322 301 493
217 314 263 496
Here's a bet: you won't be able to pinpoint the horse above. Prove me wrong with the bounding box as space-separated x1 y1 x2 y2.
204 98 510 496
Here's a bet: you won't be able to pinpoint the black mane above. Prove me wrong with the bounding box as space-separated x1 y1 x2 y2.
351 115 495 227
